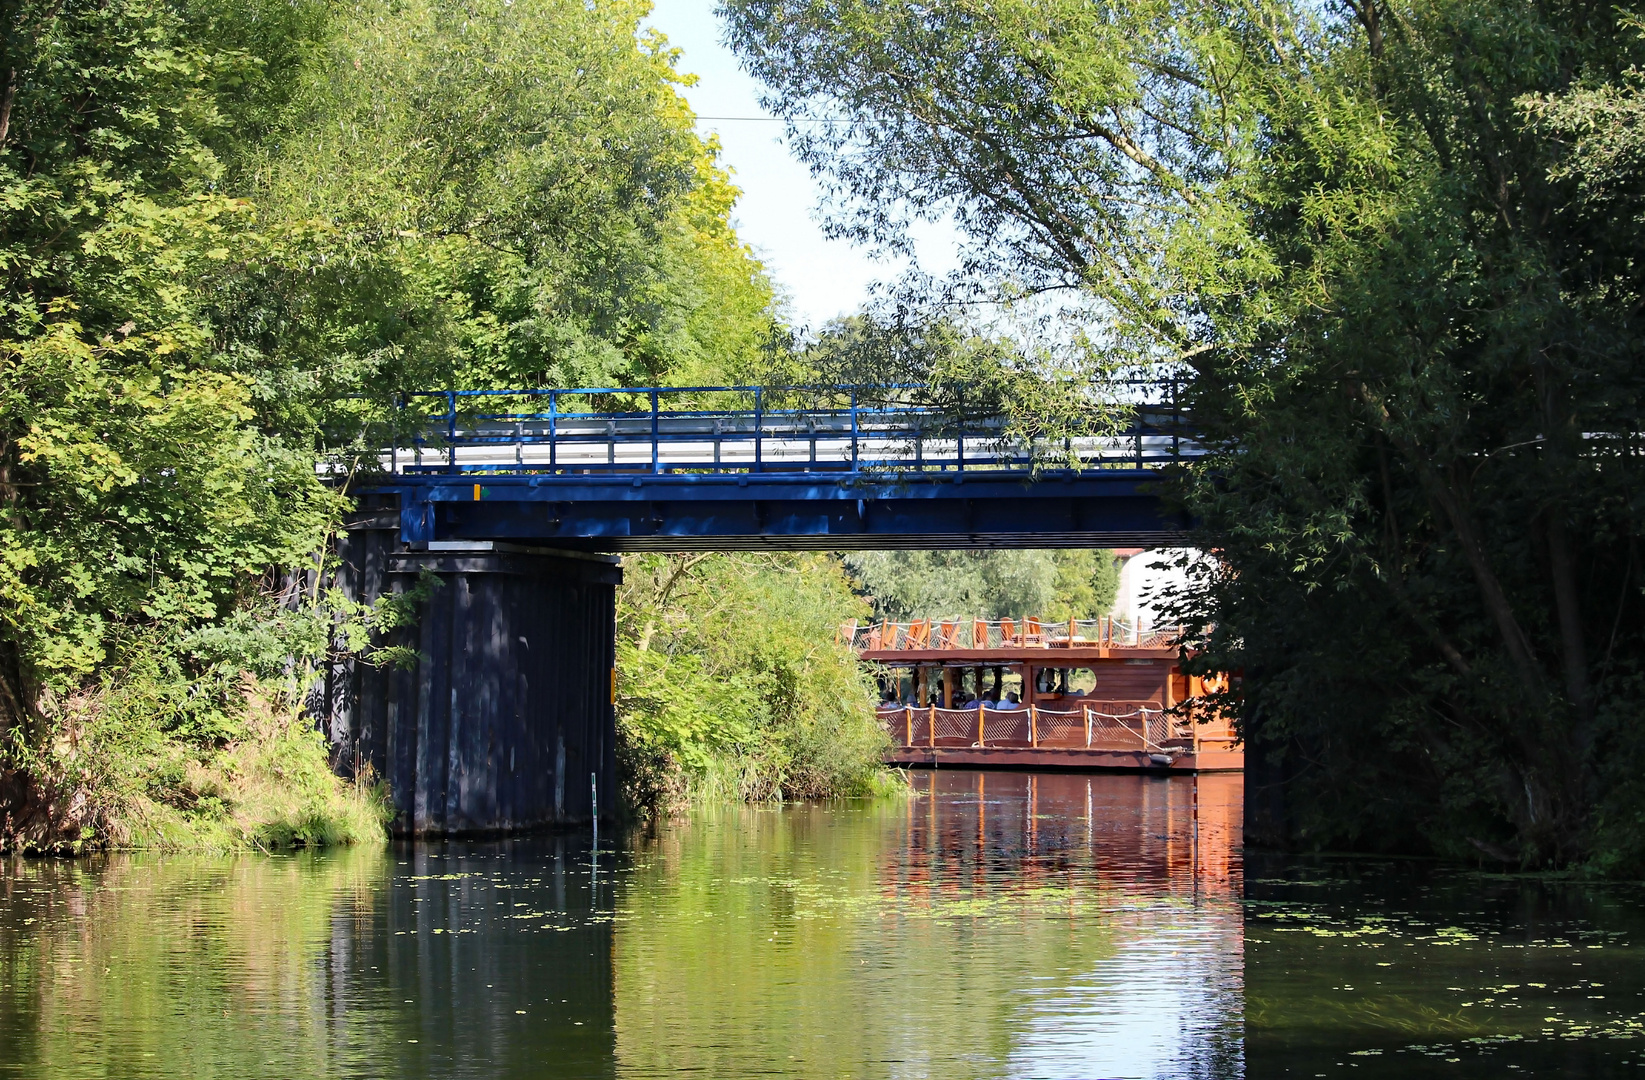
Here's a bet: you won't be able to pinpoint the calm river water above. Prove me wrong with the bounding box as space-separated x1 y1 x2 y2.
3 771 1645 1078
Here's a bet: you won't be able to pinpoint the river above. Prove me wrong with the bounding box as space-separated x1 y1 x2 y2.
1 771 1643 1077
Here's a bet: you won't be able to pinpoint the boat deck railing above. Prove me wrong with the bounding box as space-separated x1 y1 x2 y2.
878 701 1182 752
843 616 1183 652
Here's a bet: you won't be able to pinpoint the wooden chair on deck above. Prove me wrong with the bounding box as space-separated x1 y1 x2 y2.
999 617 1018 646
906 620 931 649
1024 616 1043 645
938 621 959 648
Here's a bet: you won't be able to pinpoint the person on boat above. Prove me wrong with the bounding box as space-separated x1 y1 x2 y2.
998 691 1023 710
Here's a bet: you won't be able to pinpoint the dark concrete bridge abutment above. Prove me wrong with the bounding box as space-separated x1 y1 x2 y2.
323 504 618 836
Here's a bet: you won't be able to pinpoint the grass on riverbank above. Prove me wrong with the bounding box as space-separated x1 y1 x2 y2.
2 675 389 854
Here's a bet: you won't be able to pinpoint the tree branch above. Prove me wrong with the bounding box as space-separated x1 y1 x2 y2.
0 67 14 147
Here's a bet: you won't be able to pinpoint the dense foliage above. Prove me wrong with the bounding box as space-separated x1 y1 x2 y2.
616 553 891 811
846 550 1119 623
233 0 779 400
0 0 783 848
724 0 1645 867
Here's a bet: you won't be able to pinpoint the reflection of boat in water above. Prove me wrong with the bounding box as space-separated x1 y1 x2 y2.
843 616 1242 772
891 770 1244 898
884 771 1245 1079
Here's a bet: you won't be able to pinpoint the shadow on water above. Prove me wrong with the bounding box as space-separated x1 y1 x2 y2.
5 770 1645 1078
1244 853 1645 1078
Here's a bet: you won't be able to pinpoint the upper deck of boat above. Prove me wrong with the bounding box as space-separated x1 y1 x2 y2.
843 616 1185 665
843 615 1242 772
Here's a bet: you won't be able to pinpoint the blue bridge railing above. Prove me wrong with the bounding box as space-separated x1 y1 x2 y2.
353 382 1199 478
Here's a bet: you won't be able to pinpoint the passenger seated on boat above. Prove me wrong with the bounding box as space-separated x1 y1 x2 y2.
998 691 1023 710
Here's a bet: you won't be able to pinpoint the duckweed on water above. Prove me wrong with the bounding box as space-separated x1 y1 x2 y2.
1246 857 1645 1073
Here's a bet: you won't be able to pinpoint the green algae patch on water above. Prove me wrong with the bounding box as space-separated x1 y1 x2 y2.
1245 858 1645 1074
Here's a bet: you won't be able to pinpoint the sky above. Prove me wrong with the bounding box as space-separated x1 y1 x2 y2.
642 0 958 330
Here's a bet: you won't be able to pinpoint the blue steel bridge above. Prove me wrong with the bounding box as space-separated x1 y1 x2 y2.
353 383 1202 550
329 383 1207 836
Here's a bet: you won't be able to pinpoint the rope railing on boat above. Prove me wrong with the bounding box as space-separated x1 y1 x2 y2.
841 616 1184 652
875 701 1179 752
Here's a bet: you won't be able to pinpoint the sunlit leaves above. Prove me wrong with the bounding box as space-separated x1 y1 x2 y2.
615 553 886 807
723 0 1645 864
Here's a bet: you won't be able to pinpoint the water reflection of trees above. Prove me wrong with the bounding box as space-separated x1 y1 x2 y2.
0 841 618 1079
0 850 397 1076
615 772 1244 1079
1 777 1245 1079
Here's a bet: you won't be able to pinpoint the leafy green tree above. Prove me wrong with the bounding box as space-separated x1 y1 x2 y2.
230 0 779 415
0 0 784 846
723 0 1645 865
0 0 337 729
845 550 1118 623
615 553 888 811
0 0 386 847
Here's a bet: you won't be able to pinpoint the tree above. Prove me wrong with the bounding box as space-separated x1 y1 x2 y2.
0 0 340 729
0 0 786 845
228 0 779 423
615 553 886 810
723 0 1645 866
845 550 1119 622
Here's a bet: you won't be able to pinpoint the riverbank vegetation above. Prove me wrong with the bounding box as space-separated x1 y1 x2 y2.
615 553 894 814
0 0 836 849
727 0 1645 869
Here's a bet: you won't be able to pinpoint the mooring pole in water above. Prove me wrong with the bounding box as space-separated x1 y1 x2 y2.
591 772 598 859
1191 774 1200 902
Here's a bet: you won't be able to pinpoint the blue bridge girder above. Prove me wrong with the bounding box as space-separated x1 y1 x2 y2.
375 469 1186 551
348 383 1199 550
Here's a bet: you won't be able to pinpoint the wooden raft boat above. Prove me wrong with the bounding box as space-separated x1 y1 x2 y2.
843 616 1242 773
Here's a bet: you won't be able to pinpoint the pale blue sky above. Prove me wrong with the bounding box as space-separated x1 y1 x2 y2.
643 0 958 330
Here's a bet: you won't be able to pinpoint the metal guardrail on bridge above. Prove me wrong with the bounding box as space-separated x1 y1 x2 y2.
349 382 1201 478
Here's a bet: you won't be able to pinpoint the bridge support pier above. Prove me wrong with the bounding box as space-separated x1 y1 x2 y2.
325 514 618 835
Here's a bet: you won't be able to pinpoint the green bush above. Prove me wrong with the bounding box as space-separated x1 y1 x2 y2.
616 553 894 814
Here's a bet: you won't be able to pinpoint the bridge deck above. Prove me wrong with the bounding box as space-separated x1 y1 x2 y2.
348 383 1201 549
360 383 1200 476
